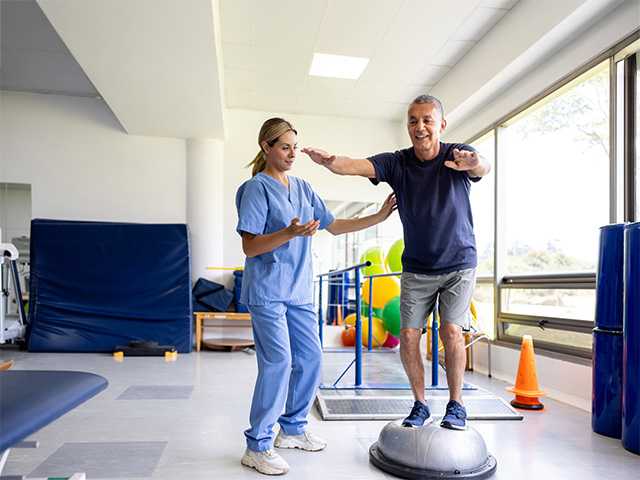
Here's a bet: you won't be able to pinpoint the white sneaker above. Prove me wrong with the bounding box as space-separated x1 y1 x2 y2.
241 448 289 475
274 430 327 451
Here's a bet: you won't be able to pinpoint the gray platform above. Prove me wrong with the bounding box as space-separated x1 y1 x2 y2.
316 392 523 421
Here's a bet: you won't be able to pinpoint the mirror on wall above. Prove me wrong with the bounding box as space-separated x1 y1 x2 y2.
0 183 32 300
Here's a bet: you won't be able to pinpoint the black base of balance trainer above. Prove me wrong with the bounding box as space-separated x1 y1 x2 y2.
114 340 176 356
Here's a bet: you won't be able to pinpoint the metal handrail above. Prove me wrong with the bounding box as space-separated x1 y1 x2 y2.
316 261 371 386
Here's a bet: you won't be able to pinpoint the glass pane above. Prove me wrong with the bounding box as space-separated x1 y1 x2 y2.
502 322 592 351
616 60 625 222
473 282 495 338
470 132 495 275
503 62 610 274
636 55 639 219
501 288 595 321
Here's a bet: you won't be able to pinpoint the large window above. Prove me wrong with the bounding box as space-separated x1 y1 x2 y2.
470 132 496 337
502 61 610 275
634 52 640 221
465 31 640 358
470 132 495 276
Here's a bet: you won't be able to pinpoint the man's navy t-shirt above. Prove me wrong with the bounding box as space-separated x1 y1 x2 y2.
368 143 480 275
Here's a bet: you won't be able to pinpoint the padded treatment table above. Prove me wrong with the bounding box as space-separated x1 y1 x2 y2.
0 370 108 453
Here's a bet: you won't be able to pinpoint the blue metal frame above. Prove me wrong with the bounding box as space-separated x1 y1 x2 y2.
318 266 476 391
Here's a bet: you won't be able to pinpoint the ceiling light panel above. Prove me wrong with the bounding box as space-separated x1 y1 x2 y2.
309 53 369 80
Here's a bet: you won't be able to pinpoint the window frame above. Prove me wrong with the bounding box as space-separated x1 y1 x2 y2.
466 30 639 359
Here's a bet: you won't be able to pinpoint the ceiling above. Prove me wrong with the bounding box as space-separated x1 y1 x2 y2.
1 0 226 138
0 0 98 97
0 0 628 138
221 0 519 121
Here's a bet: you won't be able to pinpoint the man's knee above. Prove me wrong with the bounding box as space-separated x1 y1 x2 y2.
400 328 422 351
440 323 464 348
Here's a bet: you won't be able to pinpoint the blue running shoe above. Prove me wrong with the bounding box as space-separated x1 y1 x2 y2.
440 400 467 430
402 400 432 428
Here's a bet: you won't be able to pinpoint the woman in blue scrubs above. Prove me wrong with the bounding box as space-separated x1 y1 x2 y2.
237 118 396 475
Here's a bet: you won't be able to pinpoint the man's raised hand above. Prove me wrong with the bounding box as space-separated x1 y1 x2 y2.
445 148 480 171
302 147 336 168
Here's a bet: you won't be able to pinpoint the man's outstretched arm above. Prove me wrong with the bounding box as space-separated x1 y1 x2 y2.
302 147 376 178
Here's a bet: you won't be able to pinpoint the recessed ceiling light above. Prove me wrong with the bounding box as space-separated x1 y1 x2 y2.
309 53 369 80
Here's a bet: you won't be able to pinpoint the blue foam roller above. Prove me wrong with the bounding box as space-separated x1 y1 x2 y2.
623 222 640 454
592 327 623 438
595 224 626 330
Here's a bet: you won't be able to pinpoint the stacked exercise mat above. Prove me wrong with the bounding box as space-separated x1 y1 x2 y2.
593 222 639 454
27 219 192 353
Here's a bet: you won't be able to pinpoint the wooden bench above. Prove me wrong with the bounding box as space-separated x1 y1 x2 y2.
193 312 252 352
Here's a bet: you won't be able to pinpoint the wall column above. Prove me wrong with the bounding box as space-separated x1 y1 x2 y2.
186 138 224 283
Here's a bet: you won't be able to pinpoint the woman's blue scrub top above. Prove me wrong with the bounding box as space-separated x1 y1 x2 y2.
236 173 335 305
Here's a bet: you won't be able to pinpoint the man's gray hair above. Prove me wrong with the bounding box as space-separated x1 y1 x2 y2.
411 95 444 118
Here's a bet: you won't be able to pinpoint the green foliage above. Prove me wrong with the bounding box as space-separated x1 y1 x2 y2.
515 68 609 156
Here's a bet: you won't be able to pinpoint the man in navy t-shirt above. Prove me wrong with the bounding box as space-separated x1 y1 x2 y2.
303 95 491 430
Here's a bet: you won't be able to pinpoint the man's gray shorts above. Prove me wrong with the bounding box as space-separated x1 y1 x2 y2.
400 268 476 331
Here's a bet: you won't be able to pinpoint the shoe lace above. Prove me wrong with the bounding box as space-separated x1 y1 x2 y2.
446 401 466 419
409 401 428 418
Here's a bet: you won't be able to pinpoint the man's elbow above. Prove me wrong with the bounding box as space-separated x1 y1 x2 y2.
325 224 339 236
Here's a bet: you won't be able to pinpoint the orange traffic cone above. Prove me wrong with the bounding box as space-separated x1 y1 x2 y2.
507 335 545 410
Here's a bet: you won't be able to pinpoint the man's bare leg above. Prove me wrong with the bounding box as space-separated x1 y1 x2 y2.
439 322 466 403
400 328 425 402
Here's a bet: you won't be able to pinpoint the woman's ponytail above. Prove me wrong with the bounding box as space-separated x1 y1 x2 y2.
249 150 267 176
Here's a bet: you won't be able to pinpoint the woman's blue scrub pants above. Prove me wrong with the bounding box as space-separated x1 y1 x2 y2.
244 302 322 452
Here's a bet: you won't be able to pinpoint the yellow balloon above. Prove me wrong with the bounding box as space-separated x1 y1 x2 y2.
361 276 401 309
343 313 388 348
345 312 357 326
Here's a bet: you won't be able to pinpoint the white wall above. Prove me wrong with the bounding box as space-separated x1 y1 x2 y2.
0 91 187 223
222 108 405 270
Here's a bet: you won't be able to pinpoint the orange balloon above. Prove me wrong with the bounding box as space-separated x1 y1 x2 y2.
341 326 356 347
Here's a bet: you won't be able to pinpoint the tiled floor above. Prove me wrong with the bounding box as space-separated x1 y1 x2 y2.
0 347 638 479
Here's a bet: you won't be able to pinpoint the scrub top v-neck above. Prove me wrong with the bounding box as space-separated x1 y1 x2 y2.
236 173 335 305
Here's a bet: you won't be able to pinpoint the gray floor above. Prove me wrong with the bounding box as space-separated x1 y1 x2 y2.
1 347 638 479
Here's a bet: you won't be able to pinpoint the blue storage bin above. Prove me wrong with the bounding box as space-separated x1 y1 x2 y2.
592 327 623 439
595 224 626 330
623 222 640 454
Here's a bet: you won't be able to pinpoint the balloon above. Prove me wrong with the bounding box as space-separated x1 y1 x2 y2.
361 276 401 309
341 326 356 347
382 296 401 336
385 239 404 273
344 313 388 348
360 247 386 276
383 333 400 348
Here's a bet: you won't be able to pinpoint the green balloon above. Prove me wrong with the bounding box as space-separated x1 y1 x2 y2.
386 239 404 273
382 296 401 336
361 303 383 319
360 247 386 276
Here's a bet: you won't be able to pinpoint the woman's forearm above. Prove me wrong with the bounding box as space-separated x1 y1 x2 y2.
327 213 383 235
243 229 293 258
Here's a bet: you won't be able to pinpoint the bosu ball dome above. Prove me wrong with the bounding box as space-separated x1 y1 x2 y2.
369 420 497 479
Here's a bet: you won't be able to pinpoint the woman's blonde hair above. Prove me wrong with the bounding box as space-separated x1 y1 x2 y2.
248 118 297 176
